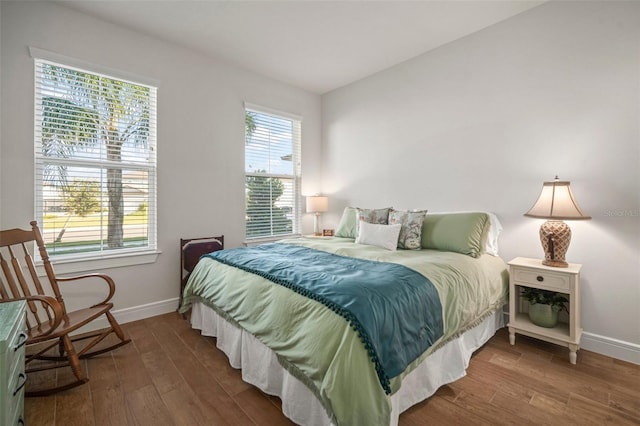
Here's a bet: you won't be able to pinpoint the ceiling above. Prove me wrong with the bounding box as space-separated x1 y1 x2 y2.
57 0 544 94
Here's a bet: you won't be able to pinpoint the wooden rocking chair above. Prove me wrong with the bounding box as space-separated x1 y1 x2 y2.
0 221 131 396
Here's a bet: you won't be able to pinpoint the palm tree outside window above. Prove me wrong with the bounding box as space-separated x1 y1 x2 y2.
33 54 157 259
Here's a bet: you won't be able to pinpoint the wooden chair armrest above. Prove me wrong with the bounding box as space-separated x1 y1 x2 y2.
22 295 64 338
56 273 116 306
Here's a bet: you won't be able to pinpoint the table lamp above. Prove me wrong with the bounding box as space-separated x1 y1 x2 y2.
306 195 328 236
524 176 591 267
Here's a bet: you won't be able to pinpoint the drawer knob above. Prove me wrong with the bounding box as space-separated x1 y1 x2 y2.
536 275 544 282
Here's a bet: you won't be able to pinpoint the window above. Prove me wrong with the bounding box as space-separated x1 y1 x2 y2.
33 52 157 261
244 104 301 240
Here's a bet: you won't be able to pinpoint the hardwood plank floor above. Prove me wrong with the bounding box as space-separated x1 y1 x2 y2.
24 312 640 425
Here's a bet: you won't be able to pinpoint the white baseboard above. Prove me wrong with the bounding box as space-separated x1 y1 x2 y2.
501 310 639 365
84 297 180 333
581 332 640 365
113 297 181 324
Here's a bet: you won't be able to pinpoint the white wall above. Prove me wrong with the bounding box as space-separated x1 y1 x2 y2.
0 2 321 317
322 1 639 362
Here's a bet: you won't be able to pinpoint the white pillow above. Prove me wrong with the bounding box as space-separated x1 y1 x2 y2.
355 220 402 251
485 212 502 256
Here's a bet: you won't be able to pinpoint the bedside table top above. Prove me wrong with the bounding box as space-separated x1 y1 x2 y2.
508 257 582 274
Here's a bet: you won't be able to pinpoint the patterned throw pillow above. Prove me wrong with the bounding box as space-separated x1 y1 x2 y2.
388 209 427 250
356 207 392 236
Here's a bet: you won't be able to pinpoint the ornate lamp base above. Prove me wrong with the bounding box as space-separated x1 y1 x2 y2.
539 220 571 268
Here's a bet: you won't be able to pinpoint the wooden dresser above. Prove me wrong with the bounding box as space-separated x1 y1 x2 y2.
0 300 27 425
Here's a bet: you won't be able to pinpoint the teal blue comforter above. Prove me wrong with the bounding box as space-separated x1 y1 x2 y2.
205 243 444 394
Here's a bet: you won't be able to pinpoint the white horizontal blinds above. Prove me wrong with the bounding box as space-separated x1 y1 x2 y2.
245 107 301 239
34 58 157 258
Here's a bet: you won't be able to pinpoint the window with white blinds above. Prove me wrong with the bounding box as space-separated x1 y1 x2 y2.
34 57 157 259
245 105 301 239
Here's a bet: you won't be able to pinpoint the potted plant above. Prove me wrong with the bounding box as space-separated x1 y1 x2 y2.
520 287 569 328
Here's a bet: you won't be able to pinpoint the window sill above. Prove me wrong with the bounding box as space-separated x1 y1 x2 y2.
36 250 162 276
243 234 302 247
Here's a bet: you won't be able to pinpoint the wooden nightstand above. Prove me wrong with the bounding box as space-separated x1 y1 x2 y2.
507 257 582 364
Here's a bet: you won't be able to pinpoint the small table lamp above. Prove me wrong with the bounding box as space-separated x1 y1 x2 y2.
524 176 591 267
306 195 328 236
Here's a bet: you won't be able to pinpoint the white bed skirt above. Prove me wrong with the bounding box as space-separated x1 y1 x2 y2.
190 302 504 426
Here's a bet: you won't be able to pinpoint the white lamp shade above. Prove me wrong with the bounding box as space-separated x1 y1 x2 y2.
306 196 328 213
524 178 591 220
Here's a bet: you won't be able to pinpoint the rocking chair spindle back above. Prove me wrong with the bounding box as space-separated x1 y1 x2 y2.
0 221 130 396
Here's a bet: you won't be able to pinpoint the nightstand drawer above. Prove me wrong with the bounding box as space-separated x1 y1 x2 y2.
8 355 26 399
511 267 570 291
7 371 26 425
6 329 27 382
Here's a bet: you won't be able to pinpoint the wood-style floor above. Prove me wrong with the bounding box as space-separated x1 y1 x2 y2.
24 312 639 425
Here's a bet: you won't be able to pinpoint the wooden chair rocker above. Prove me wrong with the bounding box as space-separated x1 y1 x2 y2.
0 221 131 396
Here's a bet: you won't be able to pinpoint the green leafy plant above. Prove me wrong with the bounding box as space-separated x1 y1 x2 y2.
63 179 101 217
520 287 569 313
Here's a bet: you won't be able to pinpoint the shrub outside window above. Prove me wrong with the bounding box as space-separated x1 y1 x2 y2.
244 104 302 240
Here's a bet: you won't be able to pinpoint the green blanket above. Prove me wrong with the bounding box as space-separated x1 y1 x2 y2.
180 237 508 425
203 242 444 394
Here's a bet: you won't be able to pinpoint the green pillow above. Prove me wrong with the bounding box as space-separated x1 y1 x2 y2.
420 212 489 258
335 207 358 238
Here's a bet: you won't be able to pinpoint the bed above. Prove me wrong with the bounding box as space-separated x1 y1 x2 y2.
179 210 509 425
